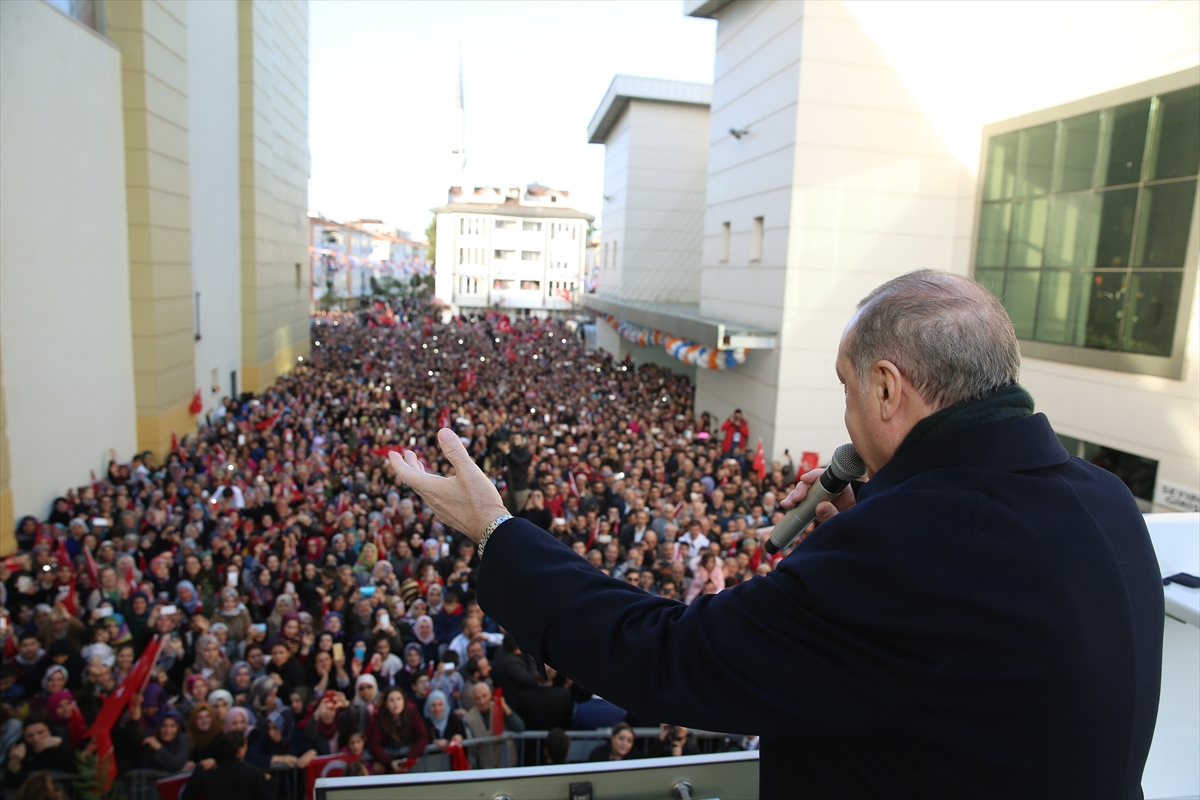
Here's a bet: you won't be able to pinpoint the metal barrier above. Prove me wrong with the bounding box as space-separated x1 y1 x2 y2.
408 728 745 772
29 730 742 799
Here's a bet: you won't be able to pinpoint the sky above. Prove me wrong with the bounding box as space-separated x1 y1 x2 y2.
308 1 716 238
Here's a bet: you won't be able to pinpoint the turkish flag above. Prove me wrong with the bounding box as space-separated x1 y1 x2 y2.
83 546 100 588
752 439 766 482
305 752 361 798
491 687 505 735
800 451 820 474
189 389 203 415
86 634 166 791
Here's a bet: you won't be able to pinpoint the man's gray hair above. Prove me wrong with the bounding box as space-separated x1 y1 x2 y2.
844 270 1020 410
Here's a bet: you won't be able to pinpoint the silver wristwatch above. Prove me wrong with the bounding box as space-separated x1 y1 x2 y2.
478 515 513 560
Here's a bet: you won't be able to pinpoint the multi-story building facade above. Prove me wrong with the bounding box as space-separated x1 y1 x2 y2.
433 185 594 316
0 0 312 547
586 0 1199 517
309 216 429 303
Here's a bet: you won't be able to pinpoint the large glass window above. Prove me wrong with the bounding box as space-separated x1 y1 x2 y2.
975 85 1199 362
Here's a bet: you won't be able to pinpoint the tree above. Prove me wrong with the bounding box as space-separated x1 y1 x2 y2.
425 215 437 268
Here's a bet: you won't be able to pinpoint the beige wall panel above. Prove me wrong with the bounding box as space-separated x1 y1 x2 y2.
113 0 197 451
237 0 311 393
0 1 137 522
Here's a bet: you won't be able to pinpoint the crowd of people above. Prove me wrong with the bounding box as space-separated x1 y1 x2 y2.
0 298 796 796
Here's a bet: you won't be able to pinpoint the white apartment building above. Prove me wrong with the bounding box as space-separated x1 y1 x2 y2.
433 184 594 316
585 0 1199 518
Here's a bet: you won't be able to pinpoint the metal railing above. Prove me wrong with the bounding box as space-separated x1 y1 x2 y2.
27 730 747 799
410 727 747 772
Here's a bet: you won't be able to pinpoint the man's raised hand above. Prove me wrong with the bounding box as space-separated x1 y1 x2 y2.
388 428 509 543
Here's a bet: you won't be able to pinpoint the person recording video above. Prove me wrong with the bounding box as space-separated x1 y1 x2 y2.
390 270 1162 800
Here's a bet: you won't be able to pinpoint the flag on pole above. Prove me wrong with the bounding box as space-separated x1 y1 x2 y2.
752 438 767 482
83 546 100 587
305 752 361 799
86 634 167 792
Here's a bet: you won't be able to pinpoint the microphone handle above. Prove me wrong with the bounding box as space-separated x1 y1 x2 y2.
763 472 849 555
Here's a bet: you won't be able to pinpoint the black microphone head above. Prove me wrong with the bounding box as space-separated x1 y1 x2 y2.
829 443 866 482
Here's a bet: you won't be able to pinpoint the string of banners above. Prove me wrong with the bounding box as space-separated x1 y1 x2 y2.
601 314 748 370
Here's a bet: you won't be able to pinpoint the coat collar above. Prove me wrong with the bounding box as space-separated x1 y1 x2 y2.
858 413 1070 500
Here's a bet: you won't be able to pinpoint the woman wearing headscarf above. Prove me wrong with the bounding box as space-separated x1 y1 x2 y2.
174 578 201 618
140 710 192 772
246 707 321 769
422 689 465 751
122 592 153 651
265 593 297 639
206 689 233 724
47 689 89 747
248 566 276 621
187 633 229 689
28 665 69 717
211 586 253 644
139 683 170 731
226 661 254 706
45 639 86 692
411 615 440 665
179 674 211 720
338 674 377 743
352 543 379 586
247 675 283 725
323 612 346 644
366 688 427 774
394 643 428 694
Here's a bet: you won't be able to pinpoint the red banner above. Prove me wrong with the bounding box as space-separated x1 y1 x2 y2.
800 451 820 474
86 634 166 791
306 752 360 799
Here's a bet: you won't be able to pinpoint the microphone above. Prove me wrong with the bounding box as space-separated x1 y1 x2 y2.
764 443 866 555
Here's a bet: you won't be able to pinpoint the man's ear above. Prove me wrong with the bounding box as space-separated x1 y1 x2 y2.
873 360 905 422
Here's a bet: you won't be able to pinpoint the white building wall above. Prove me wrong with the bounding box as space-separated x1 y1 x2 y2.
0 0 137 517
694 0 806 459
611 100 709 303
598 109 630 301
693 0 1200 508
188 0 242 414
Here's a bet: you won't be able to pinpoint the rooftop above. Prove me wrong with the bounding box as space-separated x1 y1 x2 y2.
587 75 713 144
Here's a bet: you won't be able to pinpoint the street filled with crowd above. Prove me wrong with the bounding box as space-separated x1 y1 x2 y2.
0 299 799 797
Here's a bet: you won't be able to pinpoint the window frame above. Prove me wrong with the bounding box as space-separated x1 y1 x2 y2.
970 67 1199 380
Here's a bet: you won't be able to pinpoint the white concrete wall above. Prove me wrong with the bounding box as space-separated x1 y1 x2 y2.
188 0 242 415
0 0 137 517
613 100 709 304
695 0 1200 499
695 0 806 460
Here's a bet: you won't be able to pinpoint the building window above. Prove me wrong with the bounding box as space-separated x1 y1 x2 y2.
520 280 541 290
521 251 541 261
750 217 763 261
45 0 105 34
295 263 302 289
720 221 731 262
494 249 514 260
523 221 542 232
974 83 1199 376
194 292 201 341
495 219 515 229
459 218 464 235
1056 434 1159 511
493 279 514 290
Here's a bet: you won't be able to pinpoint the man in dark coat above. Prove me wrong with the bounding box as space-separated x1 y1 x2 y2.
182 731 273 800
390 270 1163 800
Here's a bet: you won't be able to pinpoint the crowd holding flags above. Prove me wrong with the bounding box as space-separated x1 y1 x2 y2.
86 634 168 791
